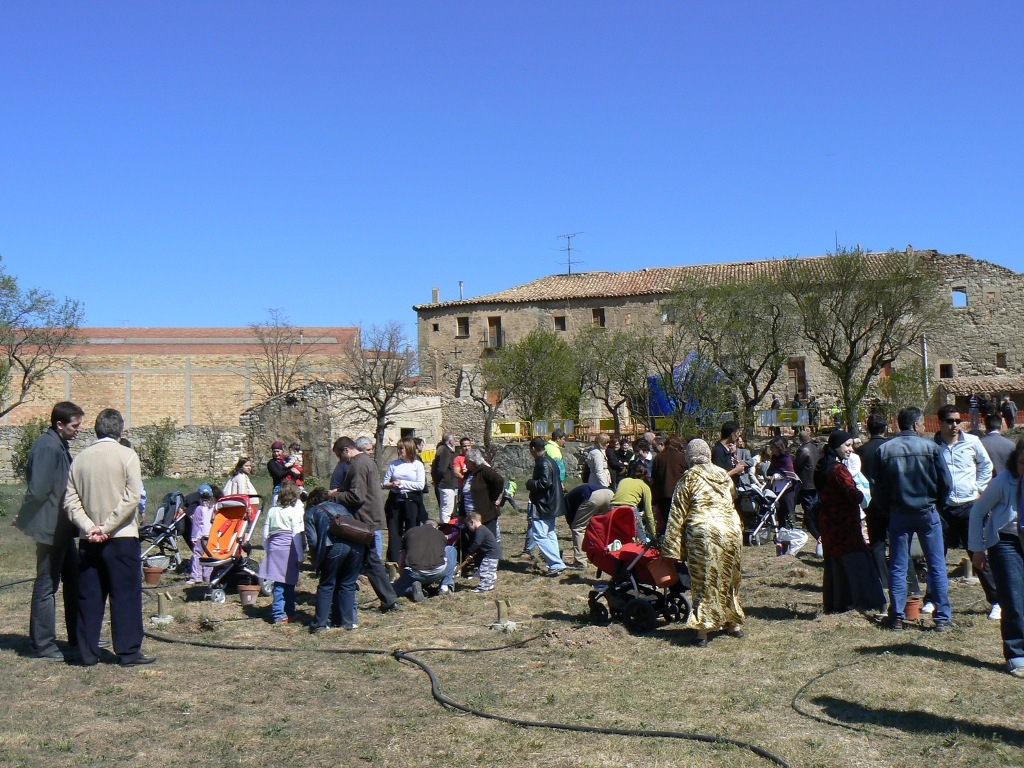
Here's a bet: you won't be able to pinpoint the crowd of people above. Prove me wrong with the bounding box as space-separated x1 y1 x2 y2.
13 396 1024 674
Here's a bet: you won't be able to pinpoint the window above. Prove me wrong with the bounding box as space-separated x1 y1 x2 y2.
939 363 954 379
997 352 1007 368
787 358 807 400
986 290 997 304
487 316 502 349
592 308 606 328
456 317 469 338
553 315 566 332
432 323 439 332
951 288 967 307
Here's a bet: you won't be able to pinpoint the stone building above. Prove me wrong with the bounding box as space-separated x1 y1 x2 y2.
414 250 1024 423
7 326 359 428
239 381 446 477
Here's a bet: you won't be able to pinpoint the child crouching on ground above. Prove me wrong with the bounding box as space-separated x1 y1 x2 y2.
258 481 306 624
465 511 501 593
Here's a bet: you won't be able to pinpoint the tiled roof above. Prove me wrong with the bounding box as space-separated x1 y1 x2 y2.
413 250 990 310
68 326 359 356
936 375 1024 396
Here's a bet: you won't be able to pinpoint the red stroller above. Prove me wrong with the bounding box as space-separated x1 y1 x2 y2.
583 506 691 633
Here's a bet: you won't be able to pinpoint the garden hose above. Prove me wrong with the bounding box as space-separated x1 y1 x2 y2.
144 629 791 767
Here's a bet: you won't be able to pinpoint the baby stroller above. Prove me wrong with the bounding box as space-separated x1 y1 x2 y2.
583 506 691 634
139 491 187 570
735 470 800 547
199 493 263 603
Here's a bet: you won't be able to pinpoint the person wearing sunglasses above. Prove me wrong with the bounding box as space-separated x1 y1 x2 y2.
935 404 997 620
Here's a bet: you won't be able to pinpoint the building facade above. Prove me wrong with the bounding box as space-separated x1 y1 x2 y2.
414 251 1024 422
7 326 359 428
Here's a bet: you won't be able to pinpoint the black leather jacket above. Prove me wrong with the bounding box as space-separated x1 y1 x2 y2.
526 454 565 518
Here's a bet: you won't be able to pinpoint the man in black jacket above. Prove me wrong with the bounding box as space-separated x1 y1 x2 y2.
329 436 400 612
432 433 459 523
857 413 892 589
793 427 821 543
525 437 567 576
15 401 84 660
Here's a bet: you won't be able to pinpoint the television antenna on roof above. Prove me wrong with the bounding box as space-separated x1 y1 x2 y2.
558 232 584 275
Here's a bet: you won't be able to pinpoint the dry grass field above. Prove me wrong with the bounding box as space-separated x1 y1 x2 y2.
1 479 1022 768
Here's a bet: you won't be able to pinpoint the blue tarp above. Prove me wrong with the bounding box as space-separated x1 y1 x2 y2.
647 350 719 418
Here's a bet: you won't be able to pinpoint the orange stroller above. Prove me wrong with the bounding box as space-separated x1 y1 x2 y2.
199 493 263 603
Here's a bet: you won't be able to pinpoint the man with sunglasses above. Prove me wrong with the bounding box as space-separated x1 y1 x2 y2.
935 404 997 619
874 407 954 631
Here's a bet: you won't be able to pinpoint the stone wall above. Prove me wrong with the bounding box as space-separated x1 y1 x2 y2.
490 441 581 484
240 382 444 477
440 395 487 445
0 424 249 484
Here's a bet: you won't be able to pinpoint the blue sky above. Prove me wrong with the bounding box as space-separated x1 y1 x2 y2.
2 3 1022 334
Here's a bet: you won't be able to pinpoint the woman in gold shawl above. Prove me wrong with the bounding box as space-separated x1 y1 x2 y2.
662 438 745 647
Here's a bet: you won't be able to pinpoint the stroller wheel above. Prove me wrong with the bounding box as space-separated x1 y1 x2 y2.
622 598 657 634
209 588 227 604
589 599 611 626
260 579 274 597
663 592 692 624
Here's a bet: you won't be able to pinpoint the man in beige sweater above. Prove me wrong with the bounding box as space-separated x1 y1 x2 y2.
65 408 154 666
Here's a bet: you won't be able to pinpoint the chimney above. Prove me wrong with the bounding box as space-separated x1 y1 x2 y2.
431 287 439 304
459 281 464 300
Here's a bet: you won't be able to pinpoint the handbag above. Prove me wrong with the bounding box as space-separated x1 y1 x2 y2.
328 512 376 546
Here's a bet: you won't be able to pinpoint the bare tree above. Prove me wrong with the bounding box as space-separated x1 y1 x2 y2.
574 327 648 434
780 247 945 433
0 263 84 418
667 274 797 432
446 364 509 451
247 309 321 399
340 322 415 466
638 323 734 437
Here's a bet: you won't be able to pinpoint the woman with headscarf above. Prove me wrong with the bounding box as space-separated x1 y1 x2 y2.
815 430 886 614
662 439 745 647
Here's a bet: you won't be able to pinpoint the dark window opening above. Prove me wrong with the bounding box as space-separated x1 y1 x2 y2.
432 323 439 332
997 352 1007 368
553 315 566 332
787 358 807 400
487 316 502 349
593 308 606 328
456 317 469 338
939 363 955 379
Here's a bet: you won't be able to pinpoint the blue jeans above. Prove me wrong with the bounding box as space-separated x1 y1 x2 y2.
270 582 295 621
528 516 565 571
988 535 1024 668
393 545 458 596
315 541 363 628
889 510 951 624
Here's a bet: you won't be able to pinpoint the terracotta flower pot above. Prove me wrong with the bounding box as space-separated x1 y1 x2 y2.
238 584 261 606
142 566 164 587
904 595 921 621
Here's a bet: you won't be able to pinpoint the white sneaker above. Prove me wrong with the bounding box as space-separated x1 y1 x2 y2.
439 585 451 595
921 601 935 615
814 540 823 557
989 603 1002 621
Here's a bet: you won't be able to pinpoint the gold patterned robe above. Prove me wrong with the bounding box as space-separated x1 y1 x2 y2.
662 463 745 631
